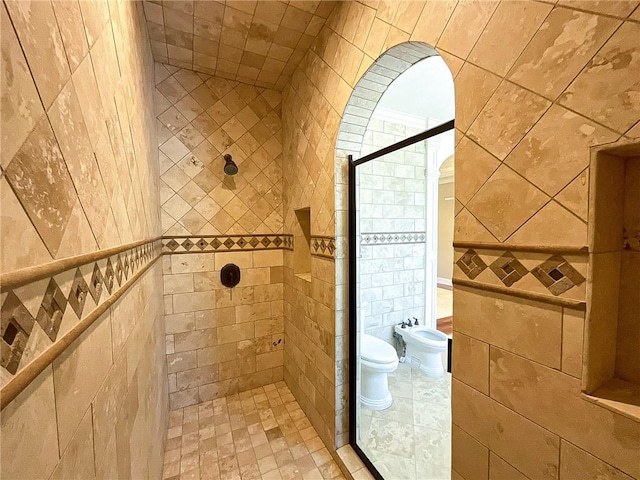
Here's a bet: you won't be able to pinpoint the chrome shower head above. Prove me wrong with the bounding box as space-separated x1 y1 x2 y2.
223 154 238 176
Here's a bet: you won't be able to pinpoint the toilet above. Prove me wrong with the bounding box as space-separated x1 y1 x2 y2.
360 333 399 410
359 307 399 410
394 324 448 377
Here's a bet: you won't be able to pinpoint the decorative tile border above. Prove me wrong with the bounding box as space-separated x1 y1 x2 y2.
360 232 426 245
455 248 586 297
310 236 336 259
162 235 291 254
1 240 162 379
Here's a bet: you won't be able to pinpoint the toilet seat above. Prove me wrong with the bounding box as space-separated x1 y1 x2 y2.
361 334 397 364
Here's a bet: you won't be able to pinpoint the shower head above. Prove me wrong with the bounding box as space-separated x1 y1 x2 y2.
223 154 238 176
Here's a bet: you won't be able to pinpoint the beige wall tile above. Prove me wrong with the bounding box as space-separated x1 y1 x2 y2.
507 201 587 247
506 105 619 197
454 286 562 368
467 81 551 160
438 0 499 59
4 0 71 108
469 1 552 76
454 136 500 206
4 116 77 257
0 366 60 479
562 308 585 378
50 409 96 480
560 440 634 480
0 178 53 272
490 347 640 478
0 3 44 168
53 312 113 451
453 379 560 479
489 453 529 480
508 7 620 100
452 333 489 394
466 165 550 242
454 62 501 133
559 21 640 134
452 424 489 480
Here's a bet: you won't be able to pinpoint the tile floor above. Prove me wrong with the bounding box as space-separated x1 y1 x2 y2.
358 363 452 480
163 382 346 480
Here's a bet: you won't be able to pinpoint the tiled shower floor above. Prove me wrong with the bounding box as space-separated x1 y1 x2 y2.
359 363 452 480
162 382 345 480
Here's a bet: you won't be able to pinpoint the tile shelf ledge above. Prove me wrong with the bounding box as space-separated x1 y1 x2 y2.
295 273 312 283
453 241 588 255
582 378 640 422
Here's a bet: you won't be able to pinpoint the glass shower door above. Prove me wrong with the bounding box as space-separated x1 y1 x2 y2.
349 124 454 480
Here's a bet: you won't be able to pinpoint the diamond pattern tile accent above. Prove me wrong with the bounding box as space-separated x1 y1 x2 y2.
36 279 67 342
88 263 104 304
182 239 195 251
361 232 426 245
116 255 124 286
68 269 89 318
490 252 529 287
531 255 586 296
1 240 161 378
161 235 291 253
104 258 115 294
310 236 336 259
456 249 488 280
1 292 35 374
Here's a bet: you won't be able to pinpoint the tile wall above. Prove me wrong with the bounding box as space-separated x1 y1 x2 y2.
281 1 640 477
162 249 285 410
357 118 427 342
155 62 284 237
154 59 288 406
1 0 167 478
142 0 337 90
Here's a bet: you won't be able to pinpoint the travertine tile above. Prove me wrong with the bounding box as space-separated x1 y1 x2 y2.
454 286 562 368
453 379 560 480
507 201 587 247
467 81 551 160
53 312 113 451
452 333 489 394
4 0 71 108
50 409 96 480
454 62 501 133
508 7 620 100
466 165 550 242
437 0 499 59
469 1 552 76
490 348 640 478
0 3 44 168
0 366 60 480
4 116 77 256
505 105 619 197
452 424 489 480
559 440 634 480
454 136 500 205
0 178 53 272
559 21 640 134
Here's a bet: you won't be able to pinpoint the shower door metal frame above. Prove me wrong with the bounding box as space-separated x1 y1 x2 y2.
348 120 455 479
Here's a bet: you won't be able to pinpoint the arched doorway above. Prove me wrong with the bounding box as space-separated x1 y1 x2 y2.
337 42 455 479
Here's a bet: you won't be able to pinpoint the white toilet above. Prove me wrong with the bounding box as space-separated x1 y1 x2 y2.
394 324 448 377
360 333 399 410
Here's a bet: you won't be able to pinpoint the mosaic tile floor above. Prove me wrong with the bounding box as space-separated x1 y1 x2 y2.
162 382 346 480
359 363 452 480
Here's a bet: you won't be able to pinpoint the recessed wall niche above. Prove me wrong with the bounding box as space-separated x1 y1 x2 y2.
585 140 640 419
294 208 311 281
